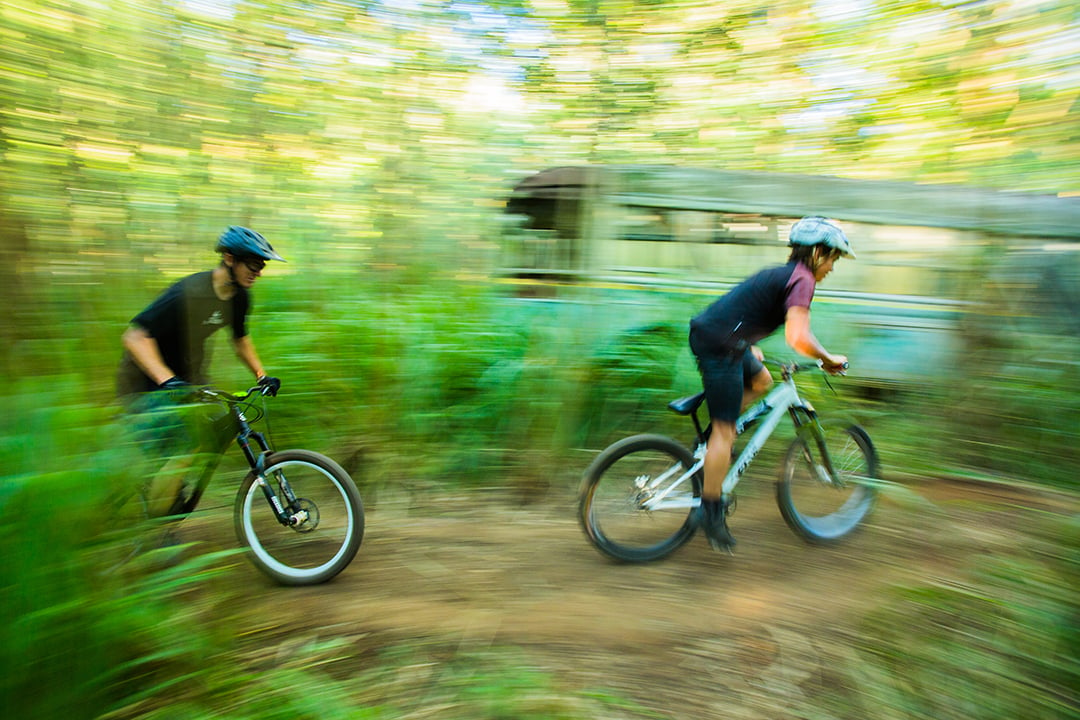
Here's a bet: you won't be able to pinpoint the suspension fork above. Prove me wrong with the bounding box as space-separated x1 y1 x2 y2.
789 405 840 485
236 427 303 527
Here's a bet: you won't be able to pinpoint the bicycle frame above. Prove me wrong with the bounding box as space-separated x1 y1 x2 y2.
182 388 309 528
642 366 833 511
231 395 314 528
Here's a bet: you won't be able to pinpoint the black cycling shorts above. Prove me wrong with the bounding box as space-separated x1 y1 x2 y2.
689 333 764 423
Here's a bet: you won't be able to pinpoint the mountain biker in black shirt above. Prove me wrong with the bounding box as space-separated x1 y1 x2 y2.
688 216 854 553
117 226 285 516
117 226 285 400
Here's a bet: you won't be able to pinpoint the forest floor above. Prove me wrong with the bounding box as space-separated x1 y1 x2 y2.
180 470 1076 719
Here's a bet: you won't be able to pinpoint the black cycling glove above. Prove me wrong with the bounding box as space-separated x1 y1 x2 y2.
257 375 281 397
158 376 190 391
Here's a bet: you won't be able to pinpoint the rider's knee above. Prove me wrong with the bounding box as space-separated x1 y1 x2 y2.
710 419 737 444
750 368 774 395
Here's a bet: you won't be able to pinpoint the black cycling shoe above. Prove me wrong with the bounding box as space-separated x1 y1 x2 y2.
706 518 737 553
698 498 737 553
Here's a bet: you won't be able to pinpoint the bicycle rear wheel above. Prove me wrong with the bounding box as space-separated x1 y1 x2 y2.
234 449 364 585
776 424 878 544
579 434 701 563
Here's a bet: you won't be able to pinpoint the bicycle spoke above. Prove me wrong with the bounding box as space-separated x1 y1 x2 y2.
777 425 878 544
579 435 700 562
235 451 363 585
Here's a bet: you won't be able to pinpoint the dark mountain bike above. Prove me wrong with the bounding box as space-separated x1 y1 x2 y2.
130 385 364 585
579 360 879 562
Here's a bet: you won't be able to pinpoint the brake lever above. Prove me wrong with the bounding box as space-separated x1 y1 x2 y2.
816 359 849 375
821 361 849 394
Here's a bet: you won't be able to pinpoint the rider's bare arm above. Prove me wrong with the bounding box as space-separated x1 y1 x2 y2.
232 335 266 380
122 325 175 385
784 307 847 373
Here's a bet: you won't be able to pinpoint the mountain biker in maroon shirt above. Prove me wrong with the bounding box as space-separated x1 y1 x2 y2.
688 216 855 552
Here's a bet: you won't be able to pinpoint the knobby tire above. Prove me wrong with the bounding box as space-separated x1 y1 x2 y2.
776 424 878 544
234 449 364 585
579 434 702 563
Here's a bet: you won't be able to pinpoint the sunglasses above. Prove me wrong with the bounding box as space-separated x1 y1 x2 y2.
242 258 267 273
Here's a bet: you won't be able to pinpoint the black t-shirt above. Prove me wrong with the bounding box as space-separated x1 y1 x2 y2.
690 261 816 354
117 271 249 396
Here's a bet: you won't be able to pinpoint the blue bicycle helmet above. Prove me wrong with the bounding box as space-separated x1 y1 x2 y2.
215 226 286 262
788 216 855 259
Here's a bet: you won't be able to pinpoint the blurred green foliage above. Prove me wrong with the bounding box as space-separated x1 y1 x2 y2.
1 0 1077 310
2 0 1076 485
849 515 1080 720
0 400 636 720
2 0 1078 718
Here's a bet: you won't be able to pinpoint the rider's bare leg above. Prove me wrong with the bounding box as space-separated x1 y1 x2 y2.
700 419 738 551
703 366 774 500
145 453 196 517
699 367 774 551
702 419 736 502
743 366 774 414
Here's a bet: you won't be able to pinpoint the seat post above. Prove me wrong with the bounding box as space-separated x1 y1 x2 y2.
691 409 706 444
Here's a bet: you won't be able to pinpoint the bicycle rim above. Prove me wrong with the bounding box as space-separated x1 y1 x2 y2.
581 435 699 562
778 425 877 543
236 455 361 584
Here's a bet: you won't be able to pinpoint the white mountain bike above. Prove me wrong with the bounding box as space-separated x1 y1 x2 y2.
578 360 879 562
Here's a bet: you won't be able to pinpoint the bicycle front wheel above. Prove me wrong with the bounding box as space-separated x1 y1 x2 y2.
579 434 701 563
777 424 878 544
234 449 364 585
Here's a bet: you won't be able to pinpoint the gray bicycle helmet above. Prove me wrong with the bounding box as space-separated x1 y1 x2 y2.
788 216 855 259
215 226 286 262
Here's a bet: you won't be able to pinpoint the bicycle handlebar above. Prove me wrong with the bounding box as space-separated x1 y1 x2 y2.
766 359 849 376
195 385 272 404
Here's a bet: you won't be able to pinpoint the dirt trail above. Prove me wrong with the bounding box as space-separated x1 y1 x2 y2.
187 476 1075 719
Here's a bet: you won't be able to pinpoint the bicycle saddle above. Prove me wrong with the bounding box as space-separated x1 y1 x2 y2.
668 392 706 416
